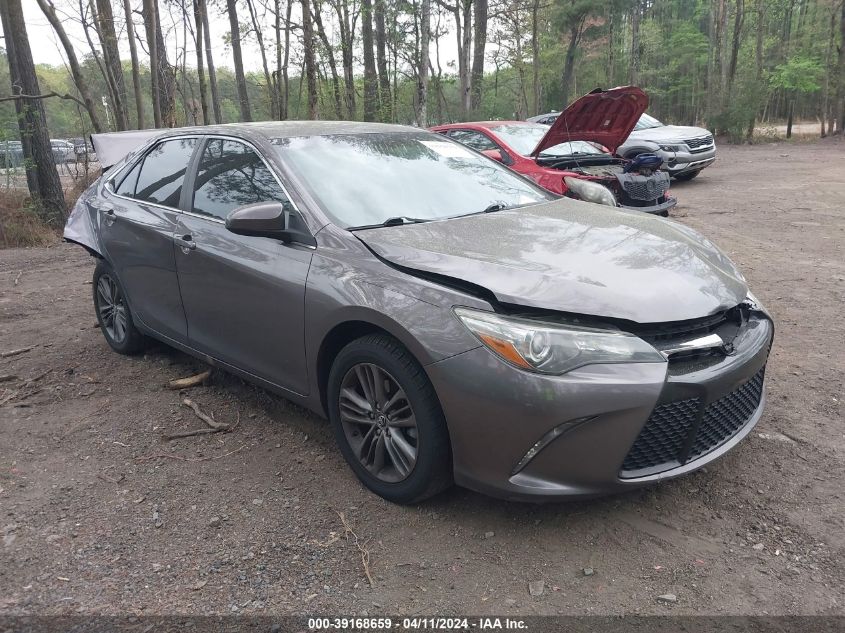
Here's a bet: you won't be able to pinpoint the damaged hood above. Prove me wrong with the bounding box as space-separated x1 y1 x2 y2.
357 199 747 324
91 129 166 169
532 86 649 156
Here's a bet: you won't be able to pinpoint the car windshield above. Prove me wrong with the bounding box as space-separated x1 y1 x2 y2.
489 124 605 157
634 113 663 130
274 132 551 229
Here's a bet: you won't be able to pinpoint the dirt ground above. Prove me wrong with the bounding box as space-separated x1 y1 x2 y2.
0 140 843 617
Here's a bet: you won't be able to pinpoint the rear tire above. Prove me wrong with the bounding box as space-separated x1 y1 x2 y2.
673 170 701 181
327 334 452 504
92 260 145 355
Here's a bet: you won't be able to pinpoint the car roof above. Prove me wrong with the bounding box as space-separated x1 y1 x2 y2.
158 120 414 140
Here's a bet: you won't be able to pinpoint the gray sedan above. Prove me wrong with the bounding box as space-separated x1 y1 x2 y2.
65 122 772 503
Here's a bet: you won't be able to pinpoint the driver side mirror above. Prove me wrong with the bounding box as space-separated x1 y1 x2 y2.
225 201 316 247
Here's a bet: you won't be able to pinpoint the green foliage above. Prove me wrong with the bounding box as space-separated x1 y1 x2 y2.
768 55 823 94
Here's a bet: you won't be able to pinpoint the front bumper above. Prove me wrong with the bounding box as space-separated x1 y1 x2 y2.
426 314 772 501
619 196 677 217
663 149 716 176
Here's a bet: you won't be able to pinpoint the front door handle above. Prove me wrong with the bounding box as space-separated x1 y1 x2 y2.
179 234 196 253
102 208 116 226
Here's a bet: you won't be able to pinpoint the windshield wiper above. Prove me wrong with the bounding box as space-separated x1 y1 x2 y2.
347 216 431 231
482 202 509 213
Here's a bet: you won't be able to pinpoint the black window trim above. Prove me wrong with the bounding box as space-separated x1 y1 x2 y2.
185 136 296 225
106 133 305 229
107 134 201 214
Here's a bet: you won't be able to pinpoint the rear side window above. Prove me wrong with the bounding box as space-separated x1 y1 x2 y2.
191 139 289 220
132 138 197 207
447 129 497 152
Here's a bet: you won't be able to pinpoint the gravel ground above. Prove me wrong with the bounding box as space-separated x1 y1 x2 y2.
0 139 843 617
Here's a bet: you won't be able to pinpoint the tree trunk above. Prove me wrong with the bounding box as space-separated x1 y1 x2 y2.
726 0 744 98
746 0 765 141
311 3 344 118
246 0 279 119
226 0 252 122
282 0 293 119
301 0 319 119
199 0 222 123
334 0 356 118
374 0 392 121
192 0 209 124
629 0 640 85
94 0 129 129
0 0 66 224
469 0 487 113
786 97 794 138
416 0 430 126
362 0 379 121
837 0 845 134
81 0 121 130
531 0 540 115
561 22 581 107
35 0 103 133
122 0 145 128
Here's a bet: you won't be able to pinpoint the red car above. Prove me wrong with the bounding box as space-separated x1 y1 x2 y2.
431 86 677 216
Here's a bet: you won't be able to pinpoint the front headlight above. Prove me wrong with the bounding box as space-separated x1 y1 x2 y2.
563 177 617 207
659 144 683 152
454 307 665 375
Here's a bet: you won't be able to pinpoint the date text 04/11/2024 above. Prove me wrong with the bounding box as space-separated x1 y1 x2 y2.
307 617 528 630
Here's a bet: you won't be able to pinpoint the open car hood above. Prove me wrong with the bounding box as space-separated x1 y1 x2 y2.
356 198 747 324
91 129 164 169
531 86 649 156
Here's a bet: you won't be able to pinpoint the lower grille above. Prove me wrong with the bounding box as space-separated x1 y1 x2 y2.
620 365 765 477
616 171 670 202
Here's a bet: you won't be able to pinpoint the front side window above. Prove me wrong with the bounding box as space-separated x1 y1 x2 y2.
132 138 197 207
192 139 289 220
274 132 551 229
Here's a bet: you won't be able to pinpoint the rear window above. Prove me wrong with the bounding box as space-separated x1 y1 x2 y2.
131 138 197 207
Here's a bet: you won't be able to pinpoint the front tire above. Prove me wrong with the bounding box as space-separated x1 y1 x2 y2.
327 334 452 504
93 260 145 355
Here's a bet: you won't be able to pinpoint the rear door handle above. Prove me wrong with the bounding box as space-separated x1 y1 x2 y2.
179 234 197 253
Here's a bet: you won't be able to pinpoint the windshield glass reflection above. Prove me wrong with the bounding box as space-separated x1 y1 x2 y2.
273 132 551 228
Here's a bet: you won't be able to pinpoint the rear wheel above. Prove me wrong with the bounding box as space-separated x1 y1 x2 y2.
673 170 701 181
93 260 145 355
327 334 452 504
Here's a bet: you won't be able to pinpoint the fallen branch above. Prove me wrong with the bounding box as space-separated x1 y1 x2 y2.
1 347 33 359
166 409 239 441
13 271 21 286
135 445 245 463
337 510 375 587
0 375 18 383
168 369 212 390
181 398 229 430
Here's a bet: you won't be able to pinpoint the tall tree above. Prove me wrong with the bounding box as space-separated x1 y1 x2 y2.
142 0 162 127
312 1 344 118
93 0 129 129
192 0 209 124
0 0 66 224
362 0 379 121
35 0 103 133
226 0 252 121
470 0 488 112
416 0 431 126
374 0 392 121
301 0 320 119
246 0 279 119
629 0 641 86
837 0 845 135
122 0 145 128
200 0 222 123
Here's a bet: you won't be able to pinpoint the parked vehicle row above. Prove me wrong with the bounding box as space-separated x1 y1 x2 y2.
65 119 771 505
1 138 97 168
432 87 676 216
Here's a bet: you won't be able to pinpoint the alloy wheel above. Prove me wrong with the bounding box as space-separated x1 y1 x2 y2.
338 363 419 483
96 274 128 344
